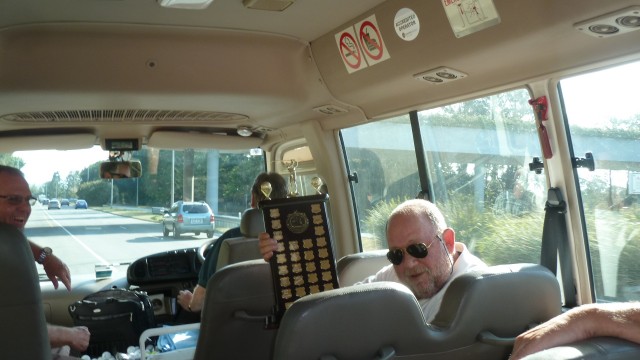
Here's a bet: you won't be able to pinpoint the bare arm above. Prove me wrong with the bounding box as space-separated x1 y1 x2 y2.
177 285 206 313
511 302 640 360
29 241 71 291
258 232 276 261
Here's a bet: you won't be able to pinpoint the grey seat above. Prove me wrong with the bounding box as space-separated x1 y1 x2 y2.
193 259 277 360
273 263 562 360
336 249 389 286
215 208 265 271
0 223 51 359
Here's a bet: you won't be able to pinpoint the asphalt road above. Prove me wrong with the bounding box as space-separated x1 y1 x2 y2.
25 204 211 276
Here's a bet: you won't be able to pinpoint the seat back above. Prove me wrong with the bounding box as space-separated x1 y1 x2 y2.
336 249 388 286
215 208 265 271
273 263 562 360
194 259 277 360
0 223 51 359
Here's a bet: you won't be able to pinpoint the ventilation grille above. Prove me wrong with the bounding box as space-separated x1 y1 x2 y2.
0 110 249 123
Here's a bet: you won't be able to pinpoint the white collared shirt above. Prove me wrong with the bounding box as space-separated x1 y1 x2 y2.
358 242 487 322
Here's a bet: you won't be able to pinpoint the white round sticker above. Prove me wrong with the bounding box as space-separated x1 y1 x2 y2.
394 8 420 41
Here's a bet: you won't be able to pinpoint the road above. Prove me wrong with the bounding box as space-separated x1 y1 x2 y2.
25 204 212 276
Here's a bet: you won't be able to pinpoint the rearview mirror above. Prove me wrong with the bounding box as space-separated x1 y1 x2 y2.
100 161 142 179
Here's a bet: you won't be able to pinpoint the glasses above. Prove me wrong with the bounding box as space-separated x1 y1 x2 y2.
0 195 38 206
386 236 440 265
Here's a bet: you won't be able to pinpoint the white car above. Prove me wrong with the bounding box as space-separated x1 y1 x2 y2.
47 199 61 210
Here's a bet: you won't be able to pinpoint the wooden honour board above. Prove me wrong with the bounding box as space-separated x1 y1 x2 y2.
259 194 339 322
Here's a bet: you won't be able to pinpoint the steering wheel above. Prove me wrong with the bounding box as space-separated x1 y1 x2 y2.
197 238 216 263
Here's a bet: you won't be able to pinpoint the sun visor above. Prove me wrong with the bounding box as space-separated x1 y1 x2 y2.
0 134 96 152
147 131 263 150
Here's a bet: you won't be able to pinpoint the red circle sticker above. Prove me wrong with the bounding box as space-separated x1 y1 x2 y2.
359 21 383 61
339 32 361 69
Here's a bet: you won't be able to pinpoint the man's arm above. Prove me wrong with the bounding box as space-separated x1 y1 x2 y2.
511 302 640 360
29 240 71 291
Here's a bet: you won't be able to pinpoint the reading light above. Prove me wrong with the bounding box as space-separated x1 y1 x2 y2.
237 126 253 137
157 0 213 10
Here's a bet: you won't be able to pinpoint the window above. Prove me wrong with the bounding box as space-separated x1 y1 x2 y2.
560 60 640 302
2 146 264 277
342 89 546 265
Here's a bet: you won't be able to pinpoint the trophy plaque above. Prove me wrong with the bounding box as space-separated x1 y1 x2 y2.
259 176 338 324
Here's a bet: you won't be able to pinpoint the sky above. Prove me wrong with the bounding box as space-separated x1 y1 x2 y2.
15 146 108 187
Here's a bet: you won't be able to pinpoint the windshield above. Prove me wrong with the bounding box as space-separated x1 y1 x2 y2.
1 146 264 277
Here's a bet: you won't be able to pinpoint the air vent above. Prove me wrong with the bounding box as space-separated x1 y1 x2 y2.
413 67 467 85
0 110 249 123
574 6 640 38
312 105 349 116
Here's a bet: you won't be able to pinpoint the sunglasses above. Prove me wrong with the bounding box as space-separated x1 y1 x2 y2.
386 236 440 265
0 194 38 206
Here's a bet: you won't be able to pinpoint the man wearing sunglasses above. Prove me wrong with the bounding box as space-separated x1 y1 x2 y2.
0 165 91 354
258 198 486 322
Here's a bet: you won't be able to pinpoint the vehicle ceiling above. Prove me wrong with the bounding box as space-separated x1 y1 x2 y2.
0 0 639 151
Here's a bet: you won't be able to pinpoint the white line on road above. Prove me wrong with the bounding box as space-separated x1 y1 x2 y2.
43 211 111 265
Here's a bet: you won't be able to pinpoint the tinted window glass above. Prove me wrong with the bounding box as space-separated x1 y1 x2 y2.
560 60 640 302
342 89 546 266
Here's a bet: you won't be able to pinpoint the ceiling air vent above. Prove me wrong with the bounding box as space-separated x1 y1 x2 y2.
413 67 467 85
574 6 640 38
313 105 349 116
0 110 249 123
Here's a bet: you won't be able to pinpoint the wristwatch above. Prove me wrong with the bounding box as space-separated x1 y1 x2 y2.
36 247 53 264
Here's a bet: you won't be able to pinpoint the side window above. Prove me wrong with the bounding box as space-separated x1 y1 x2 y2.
560 60 640 302
341 115 421 251
342 89 546 265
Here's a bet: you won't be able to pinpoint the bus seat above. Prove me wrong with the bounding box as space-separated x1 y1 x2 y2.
336 250 388 286
215 208 265 271
272 263 561 360
193 259 277 360
0 223 51 359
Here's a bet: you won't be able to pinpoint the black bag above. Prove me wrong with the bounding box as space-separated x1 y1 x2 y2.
68 287 157 357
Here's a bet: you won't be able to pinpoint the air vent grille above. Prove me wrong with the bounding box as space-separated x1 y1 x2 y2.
0 110 249 123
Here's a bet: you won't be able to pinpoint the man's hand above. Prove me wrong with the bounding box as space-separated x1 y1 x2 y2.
258 232 277 261
48 325 90 352
177 289 194 311
43 254 71 291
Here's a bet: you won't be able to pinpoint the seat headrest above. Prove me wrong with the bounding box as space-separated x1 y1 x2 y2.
240 208 265 237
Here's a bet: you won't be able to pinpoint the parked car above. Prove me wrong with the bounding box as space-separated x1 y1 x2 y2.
162 201 215 239
47 199 61 210
75 199 88 209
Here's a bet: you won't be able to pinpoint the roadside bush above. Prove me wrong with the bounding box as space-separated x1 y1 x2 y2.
77 180 118 206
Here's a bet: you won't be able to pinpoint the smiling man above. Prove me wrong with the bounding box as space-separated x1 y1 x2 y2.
259 198 487 322
0 164 90 354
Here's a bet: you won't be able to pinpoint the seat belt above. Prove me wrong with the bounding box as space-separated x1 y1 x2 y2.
540 187 576 307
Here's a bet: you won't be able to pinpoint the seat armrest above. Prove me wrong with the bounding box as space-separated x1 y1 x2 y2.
521 337 640 360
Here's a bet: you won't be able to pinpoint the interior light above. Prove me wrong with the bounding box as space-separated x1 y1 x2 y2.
157 0 214 10
237 127 253 137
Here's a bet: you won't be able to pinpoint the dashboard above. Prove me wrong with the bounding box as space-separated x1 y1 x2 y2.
41 247 202 327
